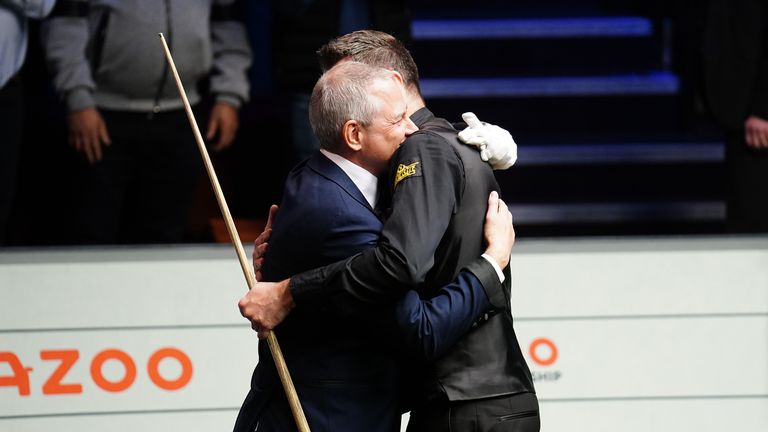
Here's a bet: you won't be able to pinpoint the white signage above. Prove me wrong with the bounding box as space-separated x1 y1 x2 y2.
1 247 258 431
1 238 767 431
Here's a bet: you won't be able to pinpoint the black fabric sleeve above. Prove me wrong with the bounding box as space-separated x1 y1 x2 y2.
463 258 509 310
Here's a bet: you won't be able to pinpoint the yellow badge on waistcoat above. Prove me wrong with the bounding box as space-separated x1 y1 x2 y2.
394 161 420 188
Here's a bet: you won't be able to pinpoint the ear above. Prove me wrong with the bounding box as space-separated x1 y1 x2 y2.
391 70 404 85
342 120 363 152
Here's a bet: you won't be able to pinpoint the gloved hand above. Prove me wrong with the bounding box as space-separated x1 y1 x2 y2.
458 112 517 170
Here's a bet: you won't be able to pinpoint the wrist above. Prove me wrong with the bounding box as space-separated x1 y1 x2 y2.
281 279 296 310
484 246 510 269
215 94 242 109
66 87 96 113
480 253 506 283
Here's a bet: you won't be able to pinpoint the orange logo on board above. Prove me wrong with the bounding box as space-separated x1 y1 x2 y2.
0 347 193 396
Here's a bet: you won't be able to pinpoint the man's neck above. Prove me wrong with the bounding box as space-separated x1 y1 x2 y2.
330 148 375 175
406 88 426 117
319 149 379 208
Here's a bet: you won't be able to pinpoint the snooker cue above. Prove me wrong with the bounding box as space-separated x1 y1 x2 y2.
158 33 311 432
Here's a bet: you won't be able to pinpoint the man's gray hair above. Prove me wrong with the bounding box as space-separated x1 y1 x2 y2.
309 61 394 152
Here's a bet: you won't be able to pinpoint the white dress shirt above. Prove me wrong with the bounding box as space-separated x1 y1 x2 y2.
320 149 379 209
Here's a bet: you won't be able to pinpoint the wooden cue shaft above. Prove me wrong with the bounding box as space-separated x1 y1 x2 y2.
158 33 311 432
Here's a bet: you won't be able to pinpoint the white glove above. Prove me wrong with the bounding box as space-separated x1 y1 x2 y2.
458 112 517 170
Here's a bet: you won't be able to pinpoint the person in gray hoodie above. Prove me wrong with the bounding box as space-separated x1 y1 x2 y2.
42 0 251 243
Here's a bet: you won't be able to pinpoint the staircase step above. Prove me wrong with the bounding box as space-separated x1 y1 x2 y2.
411 0 634 20
427 94 681 137
411 14 664 77
420 72 678 98
494 163 724 203
413 36 663 77
517 142 723 166
412 17 653 40
508 201 725 225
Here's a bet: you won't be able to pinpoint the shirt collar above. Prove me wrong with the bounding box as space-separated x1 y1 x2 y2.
319 149 379 208
410 107 434 128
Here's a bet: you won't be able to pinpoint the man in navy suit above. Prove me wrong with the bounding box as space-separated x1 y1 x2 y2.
240 30 538 432
234 62 515 431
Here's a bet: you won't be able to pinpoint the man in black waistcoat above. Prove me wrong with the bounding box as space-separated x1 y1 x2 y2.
241 31 538 431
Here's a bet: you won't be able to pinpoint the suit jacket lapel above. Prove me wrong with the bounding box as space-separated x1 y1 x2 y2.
307 152 377 214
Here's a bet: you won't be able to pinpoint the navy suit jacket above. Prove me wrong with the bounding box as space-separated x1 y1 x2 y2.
233 152 498 432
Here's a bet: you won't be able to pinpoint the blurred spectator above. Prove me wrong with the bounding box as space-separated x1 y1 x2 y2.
271 0 410 168
0 0 56 245
703 0 768 233
41 0 251 244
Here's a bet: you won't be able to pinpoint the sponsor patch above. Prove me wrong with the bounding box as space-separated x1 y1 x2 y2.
394 161 421 187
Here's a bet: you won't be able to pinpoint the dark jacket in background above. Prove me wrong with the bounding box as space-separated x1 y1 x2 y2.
271 0 411 92
703 0 768 233
703 0 768 129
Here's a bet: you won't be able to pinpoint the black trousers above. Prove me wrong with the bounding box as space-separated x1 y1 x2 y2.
0 76 23 245
407 392 540 432
75 108 202 244
726 130 768 233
